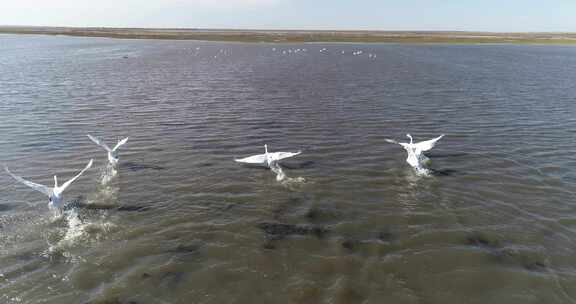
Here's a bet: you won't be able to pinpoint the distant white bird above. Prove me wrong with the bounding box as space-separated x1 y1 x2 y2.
5 159 93 211
87 135 129 166
386 134 444 173
235 144 301 167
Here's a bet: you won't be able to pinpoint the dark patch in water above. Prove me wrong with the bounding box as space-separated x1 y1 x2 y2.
64 197 152 213
466 233 501 249
282 160 316 170
490 248 547 273
257 222 328 241
425 152 468 159
341 239 360 252
524 261 547 272
272 205 290 221
0 204 16 212
160 271 186 288
262 240 277 250
83 297 137 304
141 273 151 279
272 197 303 221
431 168 460 177
169 242 202 256
305 205 341 224
120 162 166 172
305 207 321 221
377 230 395 243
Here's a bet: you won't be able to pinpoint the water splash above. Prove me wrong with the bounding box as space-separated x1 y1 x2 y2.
100 163 118 186
83 162 120 207
269 161 306 188
407 150 433 177
45 209 116 258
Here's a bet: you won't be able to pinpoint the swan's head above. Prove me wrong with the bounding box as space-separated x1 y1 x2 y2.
264 144 268 154
406 134 413 144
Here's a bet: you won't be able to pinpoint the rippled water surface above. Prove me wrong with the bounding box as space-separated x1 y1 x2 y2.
2 34 576 304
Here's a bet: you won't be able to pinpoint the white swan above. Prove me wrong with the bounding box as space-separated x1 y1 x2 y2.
5 159 93 211
234 144 301 168
386 134 444 173
87 135 129 166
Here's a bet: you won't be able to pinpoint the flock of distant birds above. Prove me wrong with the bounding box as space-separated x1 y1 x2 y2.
273 47 377 59
4 134 444 214
188 46 378 60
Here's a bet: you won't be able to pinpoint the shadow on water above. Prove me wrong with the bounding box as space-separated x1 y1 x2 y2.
64 196 152 213
464 232 548 273
0 203 17 212
425 152 469 159
257 222 329 249
281 160 316 170
429 168 461 177
120 161 166 172
340 228 398 255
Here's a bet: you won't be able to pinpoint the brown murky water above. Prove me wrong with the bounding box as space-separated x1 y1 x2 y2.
1 35 576 303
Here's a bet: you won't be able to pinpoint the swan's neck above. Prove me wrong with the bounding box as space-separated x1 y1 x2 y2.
53 175 58 188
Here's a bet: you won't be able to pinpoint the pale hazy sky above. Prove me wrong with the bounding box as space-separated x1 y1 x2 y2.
3 0 576 32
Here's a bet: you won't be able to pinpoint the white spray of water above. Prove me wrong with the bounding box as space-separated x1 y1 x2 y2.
100 162 118 186
269 161 306 187
46 209 117 256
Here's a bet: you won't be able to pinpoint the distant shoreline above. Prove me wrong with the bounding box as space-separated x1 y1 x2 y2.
2 26 576 44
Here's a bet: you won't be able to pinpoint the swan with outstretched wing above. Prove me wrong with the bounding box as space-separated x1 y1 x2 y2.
386 134 444 173
5 159 93 211
87 134 129 165
235 144 301 167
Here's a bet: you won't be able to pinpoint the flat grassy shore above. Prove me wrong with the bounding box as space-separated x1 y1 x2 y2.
2 26 576 44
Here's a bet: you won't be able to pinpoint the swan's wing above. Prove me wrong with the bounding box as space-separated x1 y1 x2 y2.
58 159 93 192
414 135 444 152
386 139 412 152
87 134 112 152
112 137 129 152
271 151 302 161
234 154 267 164
5 167 52 195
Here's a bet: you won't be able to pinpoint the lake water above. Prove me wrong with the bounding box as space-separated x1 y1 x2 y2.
1 34 576 304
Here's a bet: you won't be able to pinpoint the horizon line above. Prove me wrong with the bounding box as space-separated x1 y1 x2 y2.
1 25 576 34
